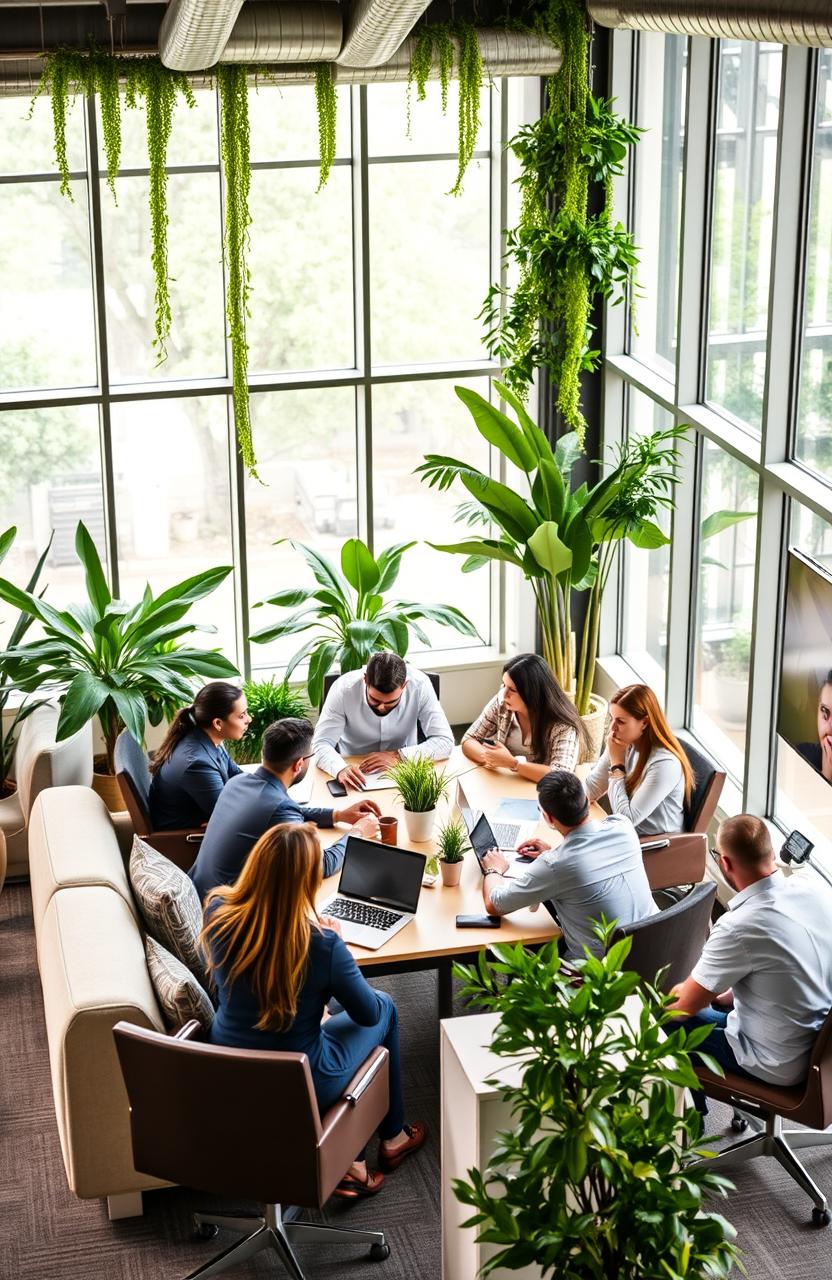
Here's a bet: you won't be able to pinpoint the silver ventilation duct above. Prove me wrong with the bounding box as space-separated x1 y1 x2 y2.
159 0 244 70
336 0 431 68
588 0 832 45
219 2 341 62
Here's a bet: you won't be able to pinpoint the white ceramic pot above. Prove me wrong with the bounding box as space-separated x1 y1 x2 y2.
579 693 608 764
404 808 436 842
439 859 463 887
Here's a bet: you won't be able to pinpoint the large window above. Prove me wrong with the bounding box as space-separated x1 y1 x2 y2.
0 80 516 676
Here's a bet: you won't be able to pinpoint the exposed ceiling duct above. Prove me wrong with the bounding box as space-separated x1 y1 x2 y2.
588 0 832 45
336 0 430 67
215 2 342 62
159 0 245 69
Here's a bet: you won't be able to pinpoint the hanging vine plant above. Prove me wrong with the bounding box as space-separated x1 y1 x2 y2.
30 45 124 198
481 0 641 444
314 64 337 190
406 23 483 195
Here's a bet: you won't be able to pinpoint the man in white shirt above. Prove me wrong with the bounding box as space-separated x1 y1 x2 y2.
670 814 832 1088
313 651 454 789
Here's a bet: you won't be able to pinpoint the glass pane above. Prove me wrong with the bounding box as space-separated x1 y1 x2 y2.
795 48 832 481
247 168 354 373
775 507 832 843
620 390 674 686
98 87 219 171
371 378 491 650
248 83 351 163
111 398 237 665
370 159 489 365
706 42 781 432
0 405 105 637
691 441 759 779
100 173 226 382
0 92 86 176
246 388 356 671
630 33 687 376
0 180 97 392
368 80 468 156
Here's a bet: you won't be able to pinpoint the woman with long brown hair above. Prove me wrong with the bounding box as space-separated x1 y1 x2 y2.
202 822 426 1200
585 684 693 835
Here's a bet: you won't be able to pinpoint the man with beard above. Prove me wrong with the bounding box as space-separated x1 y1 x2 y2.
313 651 454 790
188 718 380 901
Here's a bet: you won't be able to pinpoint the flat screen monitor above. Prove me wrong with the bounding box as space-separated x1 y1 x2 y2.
778 549 832 788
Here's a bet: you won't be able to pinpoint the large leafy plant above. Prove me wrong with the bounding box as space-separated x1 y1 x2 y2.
417 383 683 715
453 932 741 1278
0 522 238 774
227 676 308 765
249 538 478 706
0 527 53 790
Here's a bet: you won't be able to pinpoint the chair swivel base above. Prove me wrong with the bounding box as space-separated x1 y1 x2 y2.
688 1111 832 1226
187 1202 389 1279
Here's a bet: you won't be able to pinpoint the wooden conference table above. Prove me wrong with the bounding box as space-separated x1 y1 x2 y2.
308 747 603 1018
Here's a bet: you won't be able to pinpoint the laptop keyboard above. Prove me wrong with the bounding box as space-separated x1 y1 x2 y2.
492 821 520 847
326 898 403 932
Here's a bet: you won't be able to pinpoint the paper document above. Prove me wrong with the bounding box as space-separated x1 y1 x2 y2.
493 798 540 822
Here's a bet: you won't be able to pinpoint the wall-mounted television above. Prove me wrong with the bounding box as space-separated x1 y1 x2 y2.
778 549 832 786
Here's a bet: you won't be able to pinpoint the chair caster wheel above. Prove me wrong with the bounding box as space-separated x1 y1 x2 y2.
192 1219 219 1241
730 1117 748 1134
812 1207 830 1228
369 1242 391 1261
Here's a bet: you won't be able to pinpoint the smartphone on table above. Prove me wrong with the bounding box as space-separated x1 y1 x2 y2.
327 778 348 798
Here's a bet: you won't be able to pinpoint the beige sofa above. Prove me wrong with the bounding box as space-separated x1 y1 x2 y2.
28 784 167 1219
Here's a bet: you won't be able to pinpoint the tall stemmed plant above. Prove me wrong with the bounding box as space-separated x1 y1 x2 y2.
0 527 53 791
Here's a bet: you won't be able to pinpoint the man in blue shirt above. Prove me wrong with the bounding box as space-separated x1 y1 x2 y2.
189 718 381 901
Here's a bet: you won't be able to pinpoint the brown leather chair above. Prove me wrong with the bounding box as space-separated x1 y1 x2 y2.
113 1019 391 1278
640 735 726 892
610 881 716 993
114 730 203 872
688 1007 832 1227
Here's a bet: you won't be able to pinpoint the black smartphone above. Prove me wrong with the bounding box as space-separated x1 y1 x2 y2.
327 778 348 798
481 737 496 746
456 914 502 929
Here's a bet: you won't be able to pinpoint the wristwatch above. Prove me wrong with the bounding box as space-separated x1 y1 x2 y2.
483 867 503 877
609 763 627 776
510 754 527 773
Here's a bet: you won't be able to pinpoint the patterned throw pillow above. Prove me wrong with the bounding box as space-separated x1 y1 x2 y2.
145 936 214 1032
129 835 211 990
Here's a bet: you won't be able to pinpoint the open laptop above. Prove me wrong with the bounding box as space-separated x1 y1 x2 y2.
319 837 426 950
456 777 538 855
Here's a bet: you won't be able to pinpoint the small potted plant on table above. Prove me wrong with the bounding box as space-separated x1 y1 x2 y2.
437 817 467 887
386 755 448 843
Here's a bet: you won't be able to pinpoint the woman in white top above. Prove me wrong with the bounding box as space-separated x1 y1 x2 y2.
585 683 693 836
462 653 588 783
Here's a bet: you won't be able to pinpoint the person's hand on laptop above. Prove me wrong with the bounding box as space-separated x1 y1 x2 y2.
515 837 550 859
362 750 401 774
482 742 514 771
338 763 368 790
481 847 509 875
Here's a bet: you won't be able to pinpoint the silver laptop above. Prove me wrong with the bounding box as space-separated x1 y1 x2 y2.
456 777 538 851
320 837 426 951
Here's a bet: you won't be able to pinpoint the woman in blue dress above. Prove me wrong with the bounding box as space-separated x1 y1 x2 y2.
202 821 427 1198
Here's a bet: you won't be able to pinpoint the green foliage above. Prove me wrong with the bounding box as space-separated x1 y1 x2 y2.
452 23 483 197
228 676 308 764
482 1 641 442
217 64 256 478
417 383 684 713
386 754 449 814
452 932 742 1279
0 521 238 774
407 22 482 194
314 64 337 191
248 537 479 706
0 527 53 786
436 815 467 862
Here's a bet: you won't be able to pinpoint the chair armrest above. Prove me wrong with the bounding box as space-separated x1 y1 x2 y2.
174 1019 204 1041
317 1047 390 1200
641 832 707 891
141 830 202 872
640 838 670 852
343 1048 387 1106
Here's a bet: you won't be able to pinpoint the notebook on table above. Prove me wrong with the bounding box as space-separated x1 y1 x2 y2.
319 837 426 950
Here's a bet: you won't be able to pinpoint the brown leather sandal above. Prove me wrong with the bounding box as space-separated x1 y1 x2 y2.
378 1121 428 1172
332 1167 385 1200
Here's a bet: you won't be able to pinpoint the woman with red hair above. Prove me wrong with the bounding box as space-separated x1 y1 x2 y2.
585 684 694 835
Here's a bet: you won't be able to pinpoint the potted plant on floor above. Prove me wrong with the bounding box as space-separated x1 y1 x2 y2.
436 817 467 886
453 929 741 1277
0 526 53 798
0 521 239 810
248 537 479 706
227 676 308 765
386 755 449 843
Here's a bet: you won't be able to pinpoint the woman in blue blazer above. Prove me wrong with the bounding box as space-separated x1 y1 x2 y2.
148 682 250 830
202 821 427 1199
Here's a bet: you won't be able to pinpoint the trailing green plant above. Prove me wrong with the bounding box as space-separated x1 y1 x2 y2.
0 527 53 789
29 45 122 198
217 63 257 478
314 64 338 190
406 22 482 194
248 537 478 706
436 815 467 862
0 521 238 775
417 383 683 714
452 22 483 196
453 929 741 1278
482 0 641 443
386 755 449 814
227 676 308 765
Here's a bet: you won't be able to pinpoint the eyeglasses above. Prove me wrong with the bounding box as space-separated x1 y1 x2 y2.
297 751 316 763
709 846 723 864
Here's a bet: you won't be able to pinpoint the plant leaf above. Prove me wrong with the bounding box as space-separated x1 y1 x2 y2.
455 385 538 473
341 538 381 595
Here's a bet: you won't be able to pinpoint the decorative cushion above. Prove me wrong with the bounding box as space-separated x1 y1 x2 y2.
129 835 211 991
145 936 215 1032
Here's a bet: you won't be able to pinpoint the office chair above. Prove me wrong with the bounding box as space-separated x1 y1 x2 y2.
113 1019 391 1279
114 730 203 872
640 734 725 893
610 881 716 993
688 1005 832 1227
321 670 441 745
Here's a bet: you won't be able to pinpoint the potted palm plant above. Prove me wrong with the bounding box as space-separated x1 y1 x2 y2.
0 526 53 798
436 816 467 886
248 537 479 706
0 521 239 808
386 755 449 843
227 676 308 765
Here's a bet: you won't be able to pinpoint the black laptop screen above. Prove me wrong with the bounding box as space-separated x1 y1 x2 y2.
338 838 426 913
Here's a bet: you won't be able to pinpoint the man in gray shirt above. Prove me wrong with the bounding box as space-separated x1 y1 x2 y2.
482 769 658 958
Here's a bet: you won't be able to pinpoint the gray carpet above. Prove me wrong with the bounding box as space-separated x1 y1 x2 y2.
2 881 831 1279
